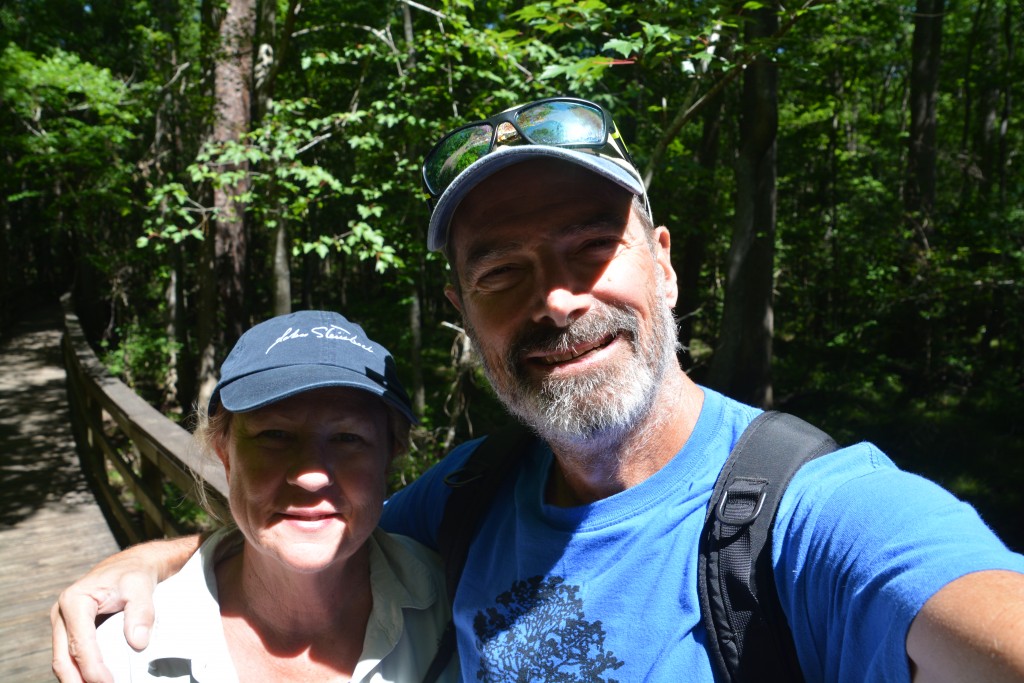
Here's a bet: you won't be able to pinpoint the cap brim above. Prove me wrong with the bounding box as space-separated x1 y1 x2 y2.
427 145 647 253
215 364 417 424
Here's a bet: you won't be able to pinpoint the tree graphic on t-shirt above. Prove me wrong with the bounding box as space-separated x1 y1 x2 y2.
473 575 625 682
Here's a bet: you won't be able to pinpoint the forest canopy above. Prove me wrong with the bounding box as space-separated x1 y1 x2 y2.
2 1 1021 545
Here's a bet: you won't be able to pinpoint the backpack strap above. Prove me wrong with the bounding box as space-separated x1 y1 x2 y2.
421 423 538 683
697 410 838 683
423 410 836 683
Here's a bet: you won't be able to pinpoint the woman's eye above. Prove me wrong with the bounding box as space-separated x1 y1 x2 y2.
332 432 362 444
256 429 291 441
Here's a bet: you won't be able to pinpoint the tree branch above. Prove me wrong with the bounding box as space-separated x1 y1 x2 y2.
643 0 830 187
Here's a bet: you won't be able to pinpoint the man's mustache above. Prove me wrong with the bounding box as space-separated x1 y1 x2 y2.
507 306 640 367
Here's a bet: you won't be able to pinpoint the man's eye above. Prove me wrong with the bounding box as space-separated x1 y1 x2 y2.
257 430 290 441
581 237 619 254
475 264 524 290
481 264 514 279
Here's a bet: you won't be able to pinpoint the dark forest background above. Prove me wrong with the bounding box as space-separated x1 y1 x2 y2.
2 0 1021 548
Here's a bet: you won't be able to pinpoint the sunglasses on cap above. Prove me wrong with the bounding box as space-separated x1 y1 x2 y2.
421 97 639 201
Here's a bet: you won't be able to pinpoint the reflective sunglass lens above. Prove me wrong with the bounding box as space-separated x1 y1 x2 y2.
425 124 494 195
517 101 605 146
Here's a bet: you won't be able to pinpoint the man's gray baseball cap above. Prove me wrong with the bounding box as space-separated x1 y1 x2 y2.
421 97 650 253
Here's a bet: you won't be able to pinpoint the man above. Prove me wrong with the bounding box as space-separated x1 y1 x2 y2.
54 97 1024 682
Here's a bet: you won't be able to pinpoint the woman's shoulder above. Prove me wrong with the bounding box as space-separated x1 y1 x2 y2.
369 528 445 603
94 527 239 681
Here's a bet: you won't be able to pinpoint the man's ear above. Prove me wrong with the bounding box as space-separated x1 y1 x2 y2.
654 226 679 308
444 283 463 313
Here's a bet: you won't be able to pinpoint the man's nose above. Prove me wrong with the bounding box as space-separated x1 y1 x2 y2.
535 286 592 328
531 256 593 328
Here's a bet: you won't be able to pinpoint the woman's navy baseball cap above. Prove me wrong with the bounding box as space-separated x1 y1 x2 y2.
209 310 416 423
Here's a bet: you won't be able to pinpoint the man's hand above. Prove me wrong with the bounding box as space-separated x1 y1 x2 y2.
50 535 202 683
907 569 1024 683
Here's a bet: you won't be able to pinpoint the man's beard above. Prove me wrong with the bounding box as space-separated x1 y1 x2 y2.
468 284 680 451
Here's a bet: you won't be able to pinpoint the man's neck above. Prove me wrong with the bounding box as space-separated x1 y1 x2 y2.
545 370 704 506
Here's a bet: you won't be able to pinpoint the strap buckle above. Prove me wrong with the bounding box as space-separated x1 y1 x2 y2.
716 489 767 526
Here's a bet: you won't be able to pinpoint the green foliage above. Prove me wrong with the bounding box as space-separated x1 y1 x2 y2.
3 0 1023 546
164 481 216 533
1 44 145 214
100 319 181 396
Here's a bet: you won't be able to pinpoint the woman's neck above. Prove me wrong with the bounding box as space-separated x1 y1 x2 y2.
216 541 373 681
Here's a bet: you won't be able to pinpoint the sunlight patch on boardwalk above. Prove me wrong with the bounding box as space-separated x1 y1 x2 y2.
0 307 121 682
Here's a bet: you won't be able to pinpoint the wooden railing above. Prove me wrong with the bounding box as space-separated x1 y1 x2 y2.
61 295 229 545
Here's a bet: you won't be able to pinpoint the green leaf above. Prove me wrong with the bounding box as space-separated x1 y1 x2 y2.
603 38 641 59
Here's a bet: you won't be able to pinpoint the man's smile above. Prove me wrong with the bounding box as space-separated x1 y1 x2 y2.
525 332 618 367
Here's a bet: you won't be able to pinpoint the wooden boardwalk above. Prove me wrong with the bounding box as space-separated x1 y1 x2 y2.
0 306 121 683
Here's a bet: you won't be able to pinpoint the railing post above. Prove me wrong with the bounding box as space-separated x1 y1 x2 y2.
69 335 107 495
61 294 229 544
138 447 163 539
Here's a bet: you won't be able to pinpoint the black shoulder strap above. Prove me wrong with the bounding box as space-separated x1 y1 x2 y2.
697 411 838 683
421 422 537 683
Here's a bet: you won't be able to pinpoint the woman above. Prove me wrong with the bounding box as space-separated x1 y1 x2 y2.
96 310 457 682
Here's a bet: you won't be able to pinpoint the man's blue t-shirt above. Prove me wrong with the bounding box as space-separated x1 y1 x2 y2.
380 387 1024 682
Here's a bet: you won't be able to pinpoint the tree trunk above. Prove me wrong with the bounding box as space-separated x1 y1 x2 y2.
196 0 256 409
0 151 10 331
997 0 1013 207
973 0 999 202
272 220 291 316
896 0 945 390
905 0 945 236
677 73 727 374
173 243 195 408
401 1 426 419
148 0 190 409
253 0 298 121
674 27 735 377
409 282 425 417
707 3 779 408
196 225 219 409
213 0 254 345
253 0 276 122
163 264 179 409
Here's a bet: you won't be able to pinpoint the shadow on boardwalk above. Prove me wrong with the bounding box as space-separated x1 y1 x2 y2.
0 303 120 682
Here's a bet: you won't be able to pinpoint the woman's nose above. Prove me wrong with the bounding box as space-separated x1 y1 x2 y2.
288 470 332 491
285 447 334 491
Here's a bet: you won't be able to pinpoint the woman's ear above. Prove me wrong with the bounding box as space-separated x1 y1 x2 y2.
214 440 231 477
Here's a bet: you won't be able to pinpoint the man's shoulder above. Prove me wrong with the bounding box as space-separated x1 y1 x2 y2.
688 385 763 461
380 436 492 546
393 437 485 496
